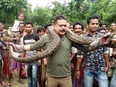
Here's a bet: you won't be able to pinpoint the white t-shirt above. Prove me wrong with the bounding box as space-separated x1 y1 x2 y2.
12 20 23 32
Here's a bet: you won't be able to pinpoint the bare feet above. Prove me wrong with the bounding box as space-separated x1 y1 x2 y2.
1 81 6 87
7 82 11 87
18 79 25 84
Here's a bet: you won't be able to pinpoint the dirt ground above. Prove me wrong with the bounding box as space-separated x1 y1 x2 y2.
2 70 28 87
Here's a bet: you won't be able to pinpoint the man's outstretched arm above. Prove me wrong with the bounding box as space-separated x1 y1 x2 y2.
9 37 46 53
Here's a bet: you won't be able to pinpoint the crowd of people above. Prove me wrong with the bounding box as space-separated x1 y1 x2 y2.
0 13 116 87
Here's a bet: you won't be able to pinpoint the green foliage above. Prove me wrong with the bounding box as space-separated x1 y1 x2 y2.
31 7 52 26
52 1 67 17
0 0 29 26
0 0 115 28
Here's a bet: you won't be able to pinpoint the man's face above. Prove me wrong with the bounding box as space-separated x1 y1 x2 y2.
67 23 73 31
74 25 82 35
25 24 33 34
87 19 99 32
54 19 67 36
0 23 4 31
110 23 116 31
19 24 24 33
99 29 106 37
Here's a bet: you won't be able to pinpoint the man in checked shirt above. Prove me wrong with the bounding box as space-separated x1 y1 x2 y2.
76 15 109 87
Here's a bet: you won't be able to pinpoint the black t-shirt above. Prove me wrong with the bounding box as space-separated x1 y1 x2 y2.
23 33 39 45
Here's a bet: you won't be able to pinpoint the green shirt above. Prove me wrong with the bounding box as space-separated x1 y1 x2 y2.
30 33 88 77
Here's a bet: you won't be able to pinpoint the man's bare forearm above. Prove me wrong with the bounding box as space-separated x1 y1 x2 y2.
77 58 83 70
104 54 109 68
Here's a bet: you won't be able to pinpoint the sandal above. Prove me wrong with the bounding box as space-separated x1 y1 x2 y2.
18 79 25 84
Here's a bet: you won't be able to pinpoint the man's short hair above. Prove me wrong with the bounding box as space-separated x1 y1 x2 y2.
99 23 107 27
73 22 84 30
24 21 33 27
87 15 99 24
53 15 67 24
19 22 24 26
0 22 4 25
97 28 106 32
110 22 116 26
44 23 52 30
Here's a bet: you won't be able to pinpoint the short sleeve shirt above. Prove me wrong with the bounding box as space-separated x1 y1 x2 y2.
77 32 109 72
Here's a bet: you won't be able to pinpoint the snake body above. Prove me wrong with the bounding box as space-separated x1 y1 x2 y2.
66 29 93 45
9 27 116 63
9 27 60 63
